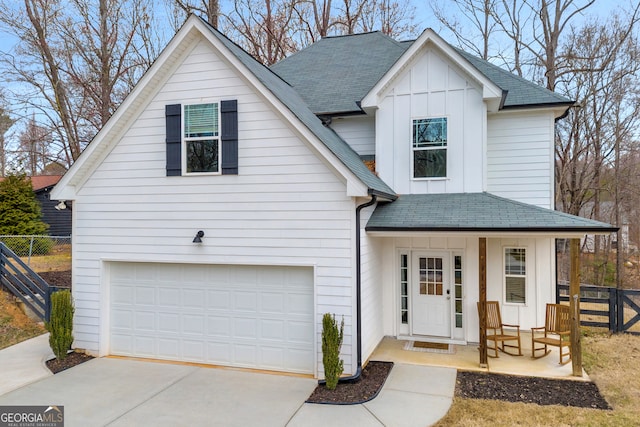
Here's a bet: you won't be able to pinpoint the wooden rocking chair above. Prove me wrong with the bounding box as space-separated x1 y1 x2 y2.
478 301 523 358
531 303 571 365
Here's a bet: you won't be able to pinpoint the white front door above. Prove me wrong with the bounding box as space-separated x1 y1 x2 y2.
411 252 451 337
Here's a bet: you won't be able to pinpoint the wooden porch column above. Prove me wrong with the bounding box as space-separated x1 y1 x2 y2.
570 238 583 377
479 237 488 367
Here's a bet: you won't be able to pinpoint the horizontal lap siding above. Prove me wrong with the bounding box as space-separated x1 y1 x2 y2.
330 116 375 156
72 38 356 374
487 112 554 208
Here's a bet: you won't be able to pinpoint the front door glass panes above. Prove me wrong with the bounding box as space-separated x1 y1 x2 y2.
419 257 443 295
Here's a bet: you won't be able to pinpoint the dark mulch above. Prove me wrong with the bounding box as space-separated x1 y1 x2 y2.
306 361 393 404
46 352 94 374
456 371 611 409
38 270 71 288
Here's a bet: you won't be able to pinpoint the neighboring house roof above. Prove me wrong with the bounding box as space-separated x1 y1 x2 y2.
366 193 617 234
271 31 573 115
0 175 62 192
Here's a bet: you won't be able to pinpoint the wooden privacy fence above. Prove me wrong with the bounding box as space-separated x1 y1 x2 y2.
557 283 640 335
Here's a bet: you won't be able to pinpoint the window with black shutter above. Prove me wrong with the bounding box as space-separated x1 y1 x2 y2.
165 100 238 176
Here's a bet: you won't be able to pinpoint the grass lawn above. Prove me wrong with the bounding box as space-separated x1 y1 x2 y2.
0 290 45 350
435 332 640 426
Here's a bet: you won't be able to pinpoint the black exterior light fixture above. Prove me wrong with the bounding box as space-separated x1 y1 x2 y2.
193 230 205 243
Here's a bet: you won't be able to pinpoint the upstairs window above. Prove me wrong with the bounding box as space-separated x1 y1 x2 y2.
412 117 447 178
184 103 220 174
504 248 526 304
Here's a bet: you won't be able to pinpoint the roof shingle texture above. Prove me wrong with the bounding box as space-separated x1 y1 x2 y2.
272 31 572 115
366 193 616 232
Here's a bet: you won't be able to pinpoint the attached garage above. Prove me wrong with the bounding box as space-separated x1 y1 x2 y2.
109 262 315 374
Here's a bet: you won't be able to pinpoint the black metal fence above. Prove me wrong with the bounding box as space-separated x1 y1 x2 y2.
557 283 640 335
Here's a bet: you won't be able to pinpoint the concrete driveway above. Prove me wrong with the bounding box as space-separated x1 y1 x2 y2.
0 347 455 426
0 357 316 426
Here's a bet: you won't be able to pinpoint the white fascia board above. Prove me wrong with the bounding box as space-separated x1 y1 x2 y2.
361 28 504 111
51 16 204 201
366 231 613 238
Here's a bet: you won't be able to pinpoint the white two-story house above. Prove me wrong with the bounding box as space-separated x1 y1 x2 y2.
52 15 615 378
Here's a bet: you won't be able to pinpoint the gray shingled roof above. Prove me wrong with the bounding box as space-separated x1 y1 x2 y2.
272 31 573 115
366 193 617 232
270 32 408 114
453 48 572 108
200 19 396 198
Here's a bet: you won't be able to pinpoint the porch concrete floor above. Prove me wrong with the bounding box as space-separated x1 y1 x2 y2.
370 333 590 381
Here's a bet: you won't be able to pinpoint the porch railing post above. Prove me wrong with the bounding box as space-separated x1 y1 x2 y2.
569 238 582 377
479 237 487 368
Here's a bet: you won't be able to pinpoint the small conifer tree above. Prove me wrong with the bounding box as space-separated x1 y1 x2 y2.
322 313 344 390
46 289 74 360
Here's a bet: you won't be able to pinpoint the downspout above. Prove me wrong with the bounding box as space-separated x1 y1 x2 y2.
317 194 378 385
328 194 377 384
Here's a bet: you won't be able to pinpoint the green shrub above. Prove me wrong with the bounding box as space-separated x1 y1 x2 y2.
322 313 344 390
46 289 74 360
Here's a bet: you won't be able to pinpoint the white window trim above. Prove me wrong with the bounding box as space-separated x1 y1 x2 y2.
411 116 449 181
182 102 222 176
503 246 527 305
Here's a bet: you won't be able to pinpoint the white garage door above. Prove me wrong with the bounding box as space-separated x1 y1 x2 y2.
109 262 315 374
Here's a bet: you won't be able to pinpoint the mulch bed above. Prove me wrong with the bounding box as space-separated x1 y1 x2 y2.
306 361 393 404
46 352 94 374
456 371 611 409
38 270 71 288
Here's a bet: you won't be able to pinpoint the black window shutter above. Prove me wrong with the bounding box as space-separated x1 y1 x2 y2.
165 104 182 176
220 100 238 175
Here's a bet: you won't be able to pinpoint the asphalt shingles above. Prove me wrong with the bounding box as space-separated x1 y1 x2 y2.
366 193 616 232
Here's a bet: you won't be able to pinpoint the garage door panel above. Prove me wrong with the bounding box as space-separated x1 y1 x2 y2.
183 289 206 308
183 314 205 335
208 290 230 309
261 319 285 340
207 316 231 337
235 291 257 311
158 288 180 307
234 318 258 339
158 313 179 333
135 311 155 331
110 263 314 374
135 287 155 305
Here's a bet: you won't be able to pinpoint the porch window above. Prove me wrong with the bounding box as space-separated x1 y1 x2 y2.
412 117 447 178
400 254 409 324
504 248 526 304
454 255 463 328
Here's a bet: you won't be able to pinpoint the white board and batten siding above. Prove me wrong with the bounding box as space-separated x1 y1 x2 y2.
375 46 486 195
487 110 555 209
71 36 360 376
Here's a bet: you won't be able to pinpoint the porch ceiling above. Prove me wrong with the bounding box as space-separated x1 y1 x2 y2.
365 192 618 236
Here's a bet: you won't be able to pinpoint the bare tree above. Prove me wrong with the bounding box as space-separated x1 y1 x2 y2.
16 115 52 175
173 0 220 28
356 0 417 38
0 93 14 177
226 0 300 65
432 0 499 60
0 0 163 167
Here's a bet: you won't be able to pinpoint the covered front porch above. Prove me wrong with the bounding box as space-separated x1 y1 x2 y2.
364 192 617 377
370 334 584 380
